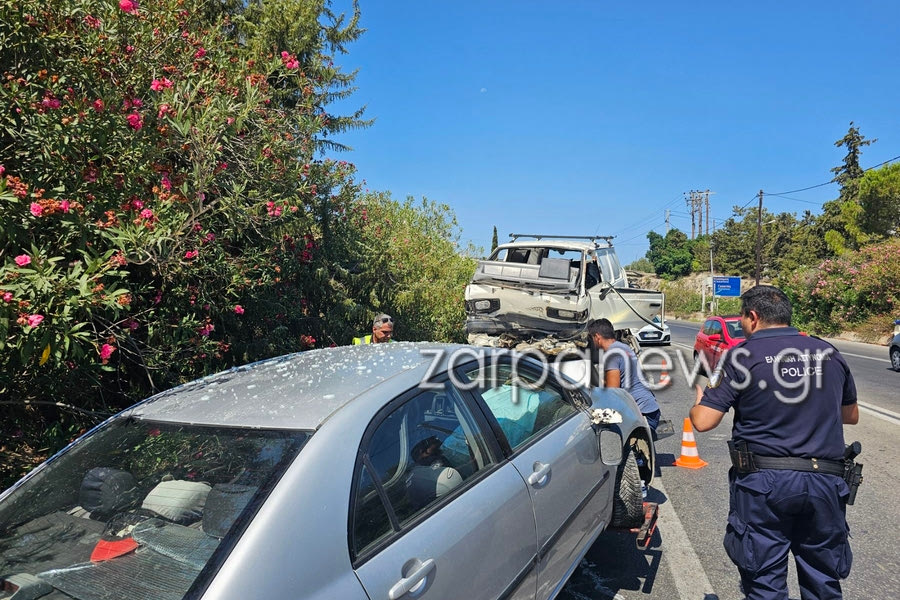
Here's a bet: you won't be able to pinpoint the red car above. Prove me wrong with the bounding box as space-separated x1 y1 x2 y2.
694 315 745 373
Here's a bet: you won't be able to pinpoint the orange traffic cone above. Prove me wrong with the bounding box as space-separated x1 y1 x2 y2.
660 358 671 386
674 417 708 469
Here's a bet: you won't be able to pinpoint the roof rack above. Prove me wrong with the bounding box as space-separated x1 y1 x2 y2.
508 233 615 244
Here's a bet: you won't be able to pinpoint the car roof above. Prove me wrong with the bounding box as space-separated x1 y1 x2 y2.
127 343 469 430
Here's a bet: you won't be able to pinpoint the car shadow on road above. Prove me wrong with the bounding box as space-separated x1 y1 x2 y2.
560 482 723 600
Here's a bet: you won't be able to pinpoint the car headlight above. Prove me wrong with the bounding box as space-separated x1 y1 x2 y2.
465 299 500 313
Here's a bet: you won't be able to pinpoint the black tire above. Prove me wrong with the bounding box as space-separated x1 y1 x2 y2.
891 346 900 371
611 448 644 528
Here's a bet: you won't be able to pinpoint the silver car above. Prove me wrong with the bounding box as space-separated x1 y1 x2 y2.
0 343 654 600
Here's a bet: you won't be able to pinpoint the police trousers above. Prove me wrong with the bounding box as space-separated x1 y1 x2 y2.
725 468 852 600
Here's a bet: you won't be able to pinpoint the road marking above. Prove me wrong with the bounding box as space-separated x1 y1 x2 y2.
836 351 890 363
858 401 900 426
653 477 716 599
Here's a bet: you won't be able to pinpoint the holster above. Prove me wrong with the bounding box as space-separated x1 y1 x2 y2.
728 440 758 473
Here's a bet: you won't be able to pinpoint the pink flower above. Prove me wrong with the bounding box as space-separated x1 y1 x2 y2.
184 250 198 260
60 200 71 213
30 202 43 217
41 96 61 109
234 305 244 315
194 47 206 59
2 292 13 303
131 199 144 210
161 174 172 191
126 113 143 130
157 103 171 119
150 78 173 92
280 51 299 70
140 208 154 219
0 165 5 176
99 343 116 361
119 0 139 14
27 314 44 328
198 323 214 337
14 254 31 267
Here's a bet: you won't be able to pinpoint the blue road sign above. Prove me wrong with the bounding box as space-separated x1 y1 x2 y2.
713 276 741 297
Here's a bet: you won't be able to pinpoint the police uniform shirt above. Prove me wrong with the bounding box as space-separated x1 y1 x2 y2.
699 327 857 461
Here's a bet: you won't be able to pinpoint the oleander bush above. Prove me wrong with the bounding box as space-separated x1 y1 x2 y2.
0 0 475 487
781 238 900 335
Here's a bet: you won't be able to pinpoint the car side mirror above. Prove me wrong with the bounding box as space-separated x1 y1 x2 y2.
708 334 721 343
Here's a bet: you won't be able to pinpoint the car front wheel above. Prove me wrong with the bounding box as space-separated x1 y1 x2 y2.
891 346 900 371
611 448 644 528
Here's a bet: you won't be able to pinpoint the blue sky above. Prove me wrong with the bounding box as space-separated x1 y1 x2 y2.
330 1 900 264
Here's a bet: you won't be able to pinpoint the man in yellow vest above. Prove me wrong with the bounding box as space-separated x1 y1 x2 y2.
353 313 395 344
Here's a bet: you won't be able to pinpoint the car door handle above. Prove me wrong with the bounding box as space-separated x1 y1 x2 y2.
389 558 435 600
527 462 551 486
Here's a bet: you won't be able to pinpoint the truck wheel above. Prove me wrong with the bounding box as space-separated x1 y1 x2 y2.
611 448 644 528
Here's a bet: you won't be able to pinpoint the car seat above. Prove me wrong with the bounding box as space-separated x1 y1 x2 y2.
77 467 141 520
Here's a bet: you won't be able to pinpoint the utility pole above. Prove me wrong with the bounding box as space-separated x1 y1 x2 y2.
686 191 696 239
755 189 763 285
665 209 670 234
705 189 710 236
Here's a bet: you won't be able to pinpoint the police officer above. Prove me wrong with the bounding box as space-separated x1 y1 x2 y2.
690 285 859 600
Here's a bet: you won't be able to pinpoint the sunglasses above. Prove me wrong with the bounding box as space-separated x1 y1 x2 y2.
376 317 393 325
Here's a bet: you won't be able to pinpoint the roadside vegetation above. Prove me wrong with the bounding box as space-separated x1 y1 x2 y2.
628 126 899 339
0 1 474 487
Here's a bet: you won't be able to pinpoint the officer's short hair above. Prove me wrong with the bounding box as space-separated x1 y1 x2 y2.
741 285 792 326
587 318 615 340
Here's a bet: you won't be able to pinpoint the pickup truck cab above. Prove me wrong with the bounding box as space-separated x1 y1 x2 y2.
465 235 665 348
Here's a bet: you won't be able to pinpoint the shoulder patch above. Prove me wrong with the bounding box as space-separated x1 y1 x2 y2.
707 369 724 388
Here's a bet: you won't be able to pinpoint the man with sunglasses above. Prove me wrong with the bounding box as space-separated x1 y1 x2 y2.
353 313 395 344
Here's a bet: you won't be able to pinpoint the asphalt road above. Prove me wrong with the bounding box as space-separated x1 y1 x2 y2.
560 319 900 600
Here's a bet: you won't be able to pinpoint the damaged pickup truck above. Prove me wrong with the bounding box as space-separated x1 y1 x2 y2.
465 234 665 355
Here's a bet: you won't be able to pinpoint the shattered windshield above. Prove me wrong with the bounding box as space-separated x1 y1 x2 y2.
0 419 308 600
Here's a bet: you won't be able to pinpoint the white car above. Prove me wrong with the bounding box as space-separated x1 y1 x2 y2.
633 316 670 346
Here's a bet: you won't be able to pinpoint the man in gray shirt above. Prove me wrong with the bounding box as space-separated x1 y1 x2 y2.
588 318 662 435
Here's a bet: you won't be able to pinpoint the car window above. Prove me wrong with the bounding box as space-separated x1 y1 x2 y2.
351 382 493 559
708 320 723 336
0 420 307 600
726 319 745 339
462 363 577 451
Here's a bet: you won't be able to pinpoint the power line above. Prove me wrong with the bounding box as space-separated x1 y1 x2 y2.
616 219 668 246
600 196 684 237
768 153 900 196
763 193 824 205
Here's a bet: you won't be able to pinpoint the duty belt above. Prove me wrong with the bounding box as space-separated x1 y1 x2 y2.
728 440 844 475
